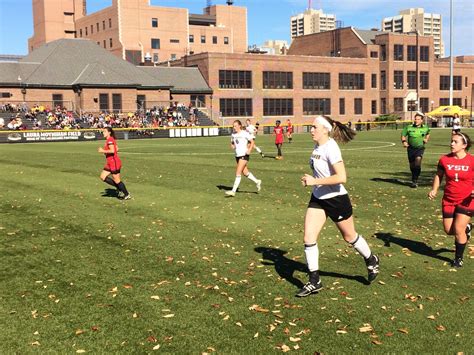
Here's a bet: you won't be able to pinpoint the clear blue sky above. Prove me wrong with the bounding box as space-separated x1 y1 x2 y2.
0 0 472 56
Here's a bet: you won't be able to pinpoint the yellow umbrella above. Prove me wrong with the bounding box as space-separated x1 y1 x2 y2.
427 105 471 117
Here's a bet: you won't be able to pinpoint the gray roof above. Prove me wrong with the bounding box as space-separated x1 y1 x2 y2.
352 28 387 44
138 66 212 94
0 39 211 93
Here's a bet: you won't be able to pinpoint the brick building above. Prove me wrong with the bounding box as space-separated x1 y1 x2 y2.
0 39 212 113
28 0 247 64
171 27 474 124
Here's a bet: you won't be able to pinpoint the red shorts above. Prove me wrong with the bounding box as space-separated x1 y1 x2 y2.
275 138 284 145
442 196 474 218
104 159 121 174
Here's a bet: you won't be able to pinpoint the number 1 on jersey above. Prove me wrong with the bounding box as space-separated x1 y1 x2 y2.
455 173 459 182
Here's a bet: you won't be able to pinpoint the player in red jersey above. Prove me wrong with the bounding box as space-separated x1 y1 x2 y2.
286 119 293 143
428 132 473 267
98 127 131 200
274 120 284 160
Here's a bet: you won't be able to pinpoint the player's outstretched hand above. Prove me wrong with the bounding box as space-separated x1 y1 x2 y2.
98 147 104 153
428 190 437 200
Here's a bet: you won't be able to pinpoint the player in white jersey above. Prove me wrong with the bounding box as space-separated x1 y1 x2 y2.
296 115 380 297
246 119 265 157
226 120 262 197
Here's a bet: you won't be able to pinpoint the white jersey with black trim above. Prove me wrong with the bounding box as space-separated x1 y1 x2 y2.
231 130 253 157
310 138 348 199
246 124 257 139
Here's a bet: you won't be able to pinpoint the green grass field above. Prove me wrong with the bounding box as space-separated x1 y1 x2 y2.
1 128 472 353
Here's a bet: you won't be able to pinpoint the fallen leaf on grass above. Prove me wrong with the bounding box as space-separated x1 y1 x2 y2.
91 326 99 332
398 328 409 334
436 325 446 331
147 336 158 343
249 304 270 313
150 296 160 300
152 344 161 350
163 314 175 318
75 329 85 335
359 324 373 333
123 284 133 289
76 350 86 354
276 344 291 352
385 332 394 337
289 337 301 342
254 332 259 338
31 341 40 346
372 339 383 345
427 315 436 320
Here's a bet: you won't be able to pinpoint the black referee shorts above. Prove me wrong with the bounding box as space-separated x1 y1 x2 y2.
308 193 353 222
407 146 425 162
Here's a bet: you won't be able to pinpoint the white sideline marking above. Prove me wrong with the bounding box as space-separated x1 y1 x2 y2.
120 141 397 156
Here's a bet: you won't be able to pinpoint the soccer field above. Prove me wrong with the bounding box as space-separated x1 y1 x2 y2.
1 129 472 353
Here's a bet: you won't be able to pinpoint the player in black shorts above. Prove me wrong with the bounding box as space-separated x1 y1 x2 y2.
296 116 380 297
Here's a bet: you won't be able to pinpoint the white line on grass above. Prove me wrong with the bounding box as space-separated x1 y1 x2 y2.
120 141 397 156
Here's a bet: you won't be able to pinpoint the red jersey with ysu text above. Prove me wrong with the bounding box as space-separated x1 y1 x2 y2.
274 126 284 144
104 136 121 170
438 153 474 203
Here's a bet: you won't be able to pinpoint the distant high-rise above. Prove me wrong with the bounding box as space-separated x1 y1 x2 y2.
382 8 444 57
291 9 336 39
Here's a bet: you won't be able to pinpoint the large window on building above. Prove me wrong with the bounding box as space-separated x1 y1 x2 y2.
420 46 429 61
420 71 429 89
112 94 122 113
354 98 363 115
380 44 386 61
394 97 404 111
371 73 377 88
219 99 253 117
52 94 63 108
440 75 462 90
219 70 252 89
263 71 293 89
407 45 417 61
440 98 462 106
407 71 417 90
303 98 331 115
371 100 377 114
419 97 429 113
339 73 365 90
212 36 217 44
381 98 387 114
394 44 404 61
201 35 206 44
152 18 158 27
394 70 404 89
303 72 330 89
189 35 194 43
381 71 386 90
263 99 293 116
339 98 345 115
151 38 160 49
99 93 109 111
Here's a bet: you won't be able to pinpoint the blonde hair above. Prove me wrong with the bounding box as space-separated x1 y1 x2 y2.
321 116 356 143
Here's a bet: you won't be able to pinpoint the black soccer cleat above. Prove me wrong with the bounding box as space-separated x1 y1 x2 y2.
366 254 380 283
451 258 463 268
295 281 323 297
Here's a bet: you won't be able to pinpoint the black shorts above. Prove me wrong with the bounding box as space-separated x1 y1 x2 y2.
308 193 353 222
407 146 425 162
236 155 250 163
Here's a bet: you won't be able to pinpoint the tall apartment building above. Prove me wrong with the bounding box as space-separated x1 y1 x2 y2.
28 0 247 64
291 9 336 39
382 8 444 57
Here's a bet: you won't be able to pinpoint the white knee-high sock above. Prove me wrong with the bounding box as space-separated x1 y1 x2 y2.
304 243 319 272
232 175 241 192
245 172 259 183
349 234 372 259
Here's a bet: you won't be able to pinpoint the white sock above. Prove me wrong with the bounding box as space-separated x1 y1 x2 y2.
232 175 241 192
304 243 319 272
246 172 259 183
255 146 262 153
350 234 372 259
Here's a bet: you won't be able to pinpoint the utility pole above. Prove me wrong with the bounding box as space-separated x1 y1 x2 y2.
449 0 454 105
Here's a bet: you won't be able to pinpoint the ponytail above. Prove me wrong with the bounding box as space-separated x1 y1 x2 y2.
322 116 356 144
